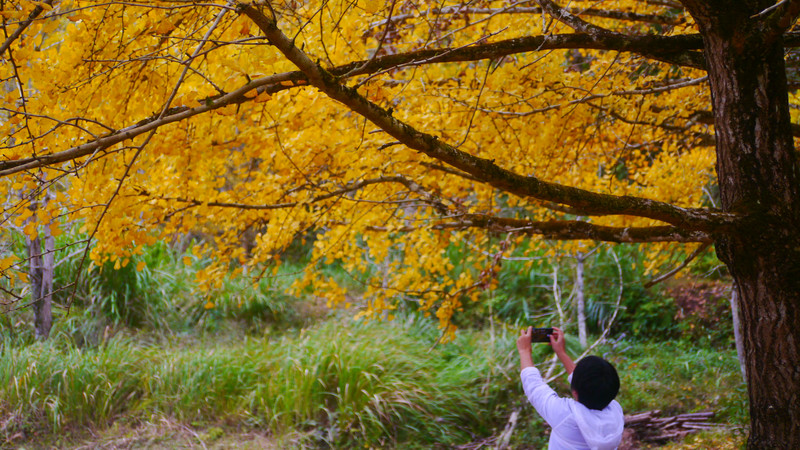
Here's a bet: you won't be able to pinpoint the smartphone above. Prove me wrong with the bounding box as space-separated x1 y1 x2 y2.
530 327 554 343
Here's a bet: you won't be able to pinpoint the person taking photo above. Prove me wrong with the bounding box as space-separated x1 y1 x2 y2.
517 327 624 449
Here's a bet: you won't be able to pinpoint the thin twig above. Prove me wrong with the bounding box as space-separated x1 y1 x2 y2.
644 242 712 288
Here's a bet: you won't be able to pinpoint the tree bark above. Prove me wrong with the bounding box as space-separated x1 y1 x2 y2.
685 2 800 446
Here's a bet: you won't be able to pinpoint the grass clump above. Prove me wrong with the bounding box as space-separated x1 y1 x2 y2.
0 336 144 432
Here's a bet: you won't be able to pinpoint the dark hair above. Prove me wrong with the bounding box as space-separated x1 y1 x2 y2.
570 356 620 410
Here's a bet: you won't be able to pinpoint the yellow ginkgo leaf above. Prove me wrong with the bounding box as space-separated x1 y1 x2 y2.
23 221 37 239
362 0 382 14
254 91 272 103
48 223 62 237
0 255 19 272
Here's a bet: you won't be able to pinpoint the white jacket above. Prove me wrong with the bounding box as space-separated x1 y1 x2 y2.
521 366 624 450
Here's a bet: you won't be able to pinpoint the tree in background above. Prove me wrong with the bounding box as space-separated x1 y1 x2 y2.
1 0 799 446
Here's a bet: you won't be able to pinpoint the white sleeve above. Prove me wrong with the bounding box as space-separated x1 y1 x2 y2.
520 366 572 428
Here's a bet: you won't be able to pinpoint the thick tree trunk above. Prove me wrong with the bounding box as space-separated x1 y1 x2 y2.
688 3 800 446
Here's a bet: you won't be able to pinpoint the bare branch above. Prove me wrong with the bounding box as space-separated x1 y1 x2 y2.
159 3 232 119
644 241 712 287
536 0 614 37
134 175 449 213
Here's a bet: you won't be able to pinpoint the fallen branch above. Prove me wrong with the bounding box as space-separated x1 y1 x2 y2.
624 410 730 443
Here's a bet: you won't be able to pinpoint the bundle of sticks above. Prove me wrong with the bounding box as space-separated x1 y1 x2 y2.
624 410 726 442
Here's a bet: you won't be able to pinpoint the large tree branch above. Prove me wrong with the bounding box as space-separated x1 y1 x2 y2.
446 214 712 243
330 31 706 72
240 3 737 234
140 171 710 243
535 0 702 67
0 71 300 176
692 109 800 137
367 213 712 243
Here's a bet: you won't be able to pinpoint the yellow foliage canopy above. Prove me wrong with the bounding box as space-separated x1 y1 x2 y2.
0 0 731 339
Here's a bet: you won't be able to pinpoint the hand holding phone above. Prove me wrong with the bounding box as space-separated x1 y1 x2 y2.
530 327 554 343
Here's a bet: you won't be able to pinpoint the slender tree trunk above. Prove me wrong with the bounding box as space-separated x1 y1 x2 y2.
26 234 52 340
24 193 53 340
686 3 800 446
575 252 587 347
42 218 54 335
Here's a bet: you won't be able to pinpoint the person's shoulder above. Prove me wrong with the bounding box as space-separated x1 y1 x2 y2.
520 365 542 379
607 400 624 422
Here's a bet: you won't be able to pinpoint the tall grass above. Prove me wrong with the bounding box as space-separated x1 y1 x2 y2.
0 336 143 431
0 316 533 447
0 315 747 448
0 314 747 448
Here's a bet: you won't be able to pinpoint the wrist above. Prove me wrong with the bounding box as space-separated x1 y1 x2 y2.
519 353 534 369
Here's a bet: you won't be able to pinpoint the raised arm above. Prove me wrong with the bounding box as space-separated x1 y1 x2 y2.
517 326 535 370
550 327 576 375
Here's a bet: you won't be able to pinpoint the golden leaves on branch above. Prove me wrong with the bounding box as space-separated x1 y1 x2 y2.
0 0 718 335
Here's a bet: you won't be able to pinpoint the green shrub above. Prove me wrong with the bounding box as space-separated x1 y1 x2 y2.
197 262 307 332
51 238 190 334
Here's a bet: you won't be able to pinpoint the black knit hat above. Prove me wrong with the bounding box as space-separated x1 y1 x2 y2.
570 355 620 410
